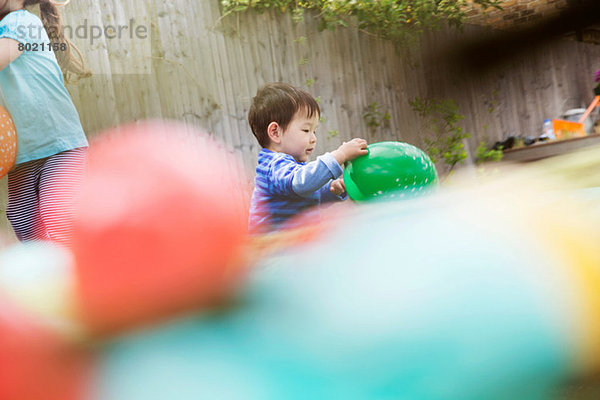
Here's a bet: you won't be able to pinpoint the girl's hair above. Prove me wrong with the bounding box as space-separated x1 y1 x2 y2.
23 0 91 81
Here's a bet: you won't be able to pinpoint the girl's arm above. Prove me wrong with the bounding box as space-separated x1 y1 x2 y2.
0 38 22 71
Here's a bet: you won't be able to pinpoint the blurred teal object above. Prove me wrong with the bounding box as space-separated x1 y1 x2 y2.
92 192 578 400
343 141 438 201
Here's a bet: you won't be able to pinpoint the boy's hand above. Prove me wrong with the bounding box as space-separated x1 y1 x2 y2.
330 178 346 196
331 138 368 165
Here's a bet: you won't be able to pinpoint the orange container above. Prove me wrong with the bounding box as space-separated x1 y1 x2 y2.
552 119 585 140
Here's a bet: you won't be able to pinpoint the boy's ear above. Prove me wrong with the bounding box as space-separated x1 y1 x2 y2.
267 122 281 144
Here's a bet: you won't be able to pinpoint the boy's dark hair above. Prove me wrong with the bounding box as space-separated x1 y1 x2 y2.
248 82 320 148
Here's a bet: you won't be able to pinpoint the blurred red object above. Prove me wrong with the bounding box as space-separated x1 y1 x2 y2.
0 298 92 400
72 122 249 336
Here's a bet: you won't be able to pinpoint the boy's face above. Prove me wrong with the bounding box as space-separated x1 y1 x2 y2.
279 109 319 163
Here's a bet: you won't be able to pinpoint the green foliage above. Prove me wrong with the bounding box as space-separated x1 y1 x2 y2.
220 0 502 45
410 97 469 173
328 129 339 137
475 141 503 164
363 102 391 130
486 89 499 114
293 36 307 44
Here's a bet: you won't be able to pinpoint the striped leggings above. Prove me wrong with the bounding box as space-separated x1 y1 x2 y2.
6 147 87 246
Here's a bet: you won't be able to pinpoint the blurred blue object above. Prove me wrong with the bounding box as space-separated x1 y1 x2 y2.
91 192 587 400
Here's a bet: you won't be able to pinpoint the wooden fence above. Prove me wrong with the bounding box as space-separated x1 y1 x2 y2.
61 0 600 169
0 0 599 235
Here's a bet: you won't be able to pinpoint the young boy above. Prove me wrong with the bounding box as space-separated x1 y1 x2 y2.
248 82 368 232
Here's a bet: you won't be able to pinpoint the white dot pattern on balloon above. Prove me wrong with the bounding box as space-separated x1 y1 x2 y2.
0 109 18 177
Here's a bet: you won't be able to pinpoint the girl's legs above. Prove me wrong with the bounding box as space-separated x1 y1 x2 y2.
38 147 87 246
6 159 49 241
6 147 87 245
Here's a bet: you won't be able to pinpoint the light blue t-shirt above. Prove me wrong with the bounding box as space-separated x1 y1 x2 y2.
0 9 88 165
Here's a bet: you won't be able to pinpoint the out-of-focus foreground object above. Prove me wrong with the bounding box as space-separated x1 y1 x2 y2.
71 121 250 336
91 146 600 400
0 241 82 339
0 296 92 400
1 139 600 400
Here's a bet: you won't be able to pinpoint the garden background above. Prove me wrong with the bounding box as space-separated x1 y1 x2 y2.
0 0 599 233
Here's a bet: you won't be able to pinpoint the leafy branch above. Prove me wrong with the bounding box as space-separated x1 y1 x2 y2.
363 102 390 131
219 0 503 45
410 97 470 174
475 141 503 164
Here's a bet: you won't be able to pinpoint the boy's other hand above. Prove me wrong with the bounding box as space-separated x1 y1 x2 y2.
330 178 346 196
332 138 368 165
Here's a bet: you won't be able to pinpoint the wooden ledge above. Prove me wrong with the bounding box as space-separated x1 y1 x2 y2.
501 134 600 163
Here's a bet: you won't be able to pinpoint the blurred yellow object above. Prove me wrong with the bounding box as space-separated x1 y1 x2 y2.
0 242 85 342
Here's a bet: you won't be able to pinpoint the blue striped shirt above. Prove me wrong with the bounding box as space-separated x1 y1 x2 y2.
249 148 346 232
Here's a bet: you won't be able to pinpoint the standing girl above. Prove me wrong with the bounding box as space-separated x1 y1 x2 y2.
0 0 90 244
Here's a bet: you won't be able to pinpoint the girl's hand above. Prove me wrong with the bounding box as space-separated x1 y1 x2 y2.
331 138 368 165
330 178 346 196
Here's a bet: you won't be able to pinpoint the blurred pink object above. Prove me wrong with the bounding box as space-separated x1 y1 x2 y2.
71 121 250 337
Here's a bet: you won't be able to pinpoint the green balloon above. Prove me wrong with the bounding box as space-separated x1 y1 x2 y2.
343 141 438 201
